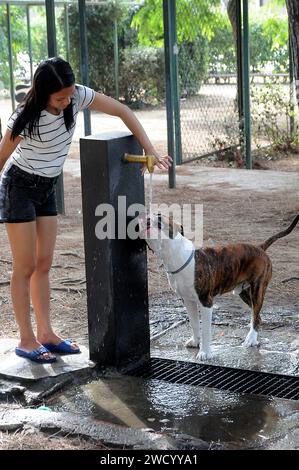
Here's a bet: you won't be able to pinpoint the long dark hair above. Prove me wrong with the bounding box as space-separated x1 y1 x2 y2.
11 57 75 140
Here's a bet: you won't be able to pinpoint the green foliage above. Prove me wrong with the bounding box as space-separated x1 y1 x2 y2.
119 38 208 105
249 22 273 72
208 14 236 73
0 5 47 90
0 6 28 89
250 83 299 148
179 37 208 96
64 0 209 104
132 0 220 46
28 7 47 65
64 1 130 95
119 47 164 104
131 0 164 47
131 0 212 98
262 16 289 72
208 12 289 74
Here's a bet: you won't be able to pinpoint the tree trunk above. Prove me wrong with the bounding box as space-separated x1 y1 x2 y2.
286 0 299 104
227 0 237 48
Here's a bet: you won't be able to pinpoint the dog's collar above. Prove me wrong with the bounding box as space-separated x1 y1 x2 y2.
166 248 195 275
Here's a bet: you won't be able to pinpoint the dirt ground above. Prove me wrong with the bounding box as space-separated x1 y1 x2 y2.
0 149 298 450
0 428 109 450
0 149 298 344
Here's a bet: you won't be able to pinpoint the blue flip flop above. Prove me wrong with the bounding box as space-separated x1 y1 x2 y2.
15 345 57 364
42 339 81 355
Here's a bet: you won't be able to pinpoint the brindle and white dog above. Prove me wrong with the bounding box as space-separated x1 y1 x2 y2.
139 213 299 360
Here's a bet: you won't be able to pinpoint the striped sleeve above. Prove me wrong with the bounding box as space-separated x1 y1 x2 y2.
75 84 95 111
7 109 25 138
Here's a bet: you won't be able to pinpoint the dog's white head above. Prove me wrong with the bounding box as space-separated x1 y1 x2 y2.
138 212 184 252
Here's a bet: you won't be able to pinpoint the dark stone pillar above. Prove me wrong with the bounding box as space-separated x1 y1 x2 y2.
80 131 150 369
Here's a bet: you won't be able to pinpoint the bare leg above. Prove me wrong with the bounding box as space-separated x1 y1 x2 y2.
5 221 54 359
32 216 78 349
31 216 57 342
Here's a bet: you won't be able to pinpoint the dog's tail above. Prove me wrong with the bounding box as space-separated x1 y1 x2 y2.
260 214 299 251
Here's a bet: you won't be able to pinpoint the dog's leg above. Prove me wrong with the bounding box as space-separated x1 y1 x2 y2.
241 286 260 347
239 288 252 308
184 299 200 348
196 306 213 360
242 270 271 347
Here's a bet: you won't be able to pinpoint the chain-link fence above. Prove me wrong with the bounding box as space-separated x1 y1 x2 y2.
177 1 295 162
179 81 239 161
0 0 295 160
176 1 240 162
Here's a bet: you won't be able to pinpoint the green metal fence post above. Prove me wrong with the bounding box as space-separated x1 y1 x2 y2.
170 0 182 166
163 0 176 188
78 0 92 136
45 0 65 214
64 4 70 63
26 5 33 82
236 0 244 145
45 0 57 56
288 27 295 139
242 0 252 169
6 3 15 112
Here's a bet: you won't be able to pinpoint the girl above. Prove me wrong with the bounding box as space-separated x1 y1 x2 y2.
0 57 171 364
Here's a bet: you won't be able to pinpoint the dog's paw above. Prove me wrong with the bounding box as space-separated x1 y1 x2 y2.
196 349 212 361
242 338 260 348
242 332 259 348
185 337 200 348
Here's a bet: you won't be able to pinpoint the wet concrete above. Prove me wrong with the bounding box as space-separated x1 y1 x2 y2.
1 301 298 449
43 367 299 449
152 320 299 376
42 307 299 450
149 293 299 376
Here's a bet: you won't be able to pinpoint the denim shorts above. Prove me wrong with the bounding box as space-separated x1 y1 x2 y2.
0 164 59 223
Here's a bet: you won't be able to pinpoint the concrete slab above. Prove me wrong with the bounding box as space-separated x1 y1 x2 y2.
0 339 93 381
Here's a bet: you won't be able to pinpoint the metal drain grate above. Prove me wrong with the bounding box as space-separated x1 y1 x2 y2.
127 357 299 401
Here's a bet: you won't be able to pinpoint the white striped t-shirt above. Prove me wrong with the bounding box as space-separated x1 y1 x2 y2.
6 84 95 177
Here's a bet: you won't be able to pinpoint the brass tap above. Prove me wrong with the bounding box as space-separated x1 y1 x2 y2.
123 153 156 173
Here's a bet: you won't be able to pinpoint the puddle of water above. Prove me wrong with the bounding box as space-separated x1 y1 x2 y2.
49 374 299 448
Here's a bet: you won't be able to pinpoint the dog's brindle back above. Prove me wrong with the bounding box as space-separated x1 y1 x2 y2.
194 244 272 331
194 214 299 332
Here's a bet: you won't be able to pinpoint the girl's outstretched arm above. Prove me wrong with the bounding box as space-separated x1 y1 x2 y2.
88 92 172 173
